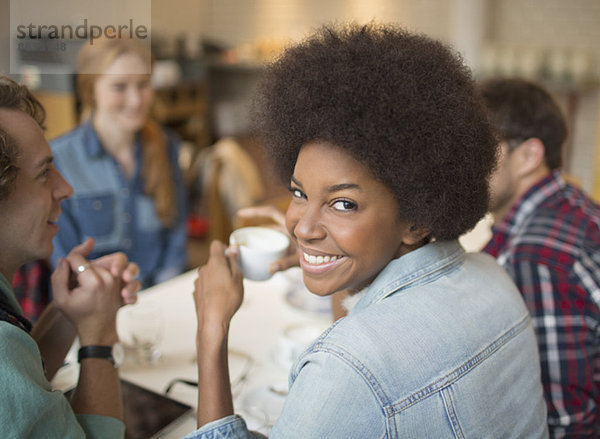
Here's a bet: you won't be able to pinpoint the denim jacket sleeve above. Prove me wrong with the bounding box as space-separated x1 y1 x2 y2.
270 344 386 438
153 133 188 284
183 345 384 438
182 415 266 439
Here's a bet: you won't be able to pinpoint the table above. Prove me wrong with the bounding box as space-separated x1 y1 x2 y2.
52 268 332 437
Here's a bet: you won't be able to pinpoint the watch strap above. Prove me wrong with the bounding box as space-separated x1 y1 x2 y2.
78 345 116 366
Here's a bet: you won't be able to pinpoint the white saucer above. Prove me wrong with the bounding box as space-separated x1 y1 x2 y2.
238 383 288 433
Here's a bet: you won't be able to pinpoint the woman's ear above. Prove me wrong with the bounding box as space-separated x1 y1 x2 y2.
404 225 431 246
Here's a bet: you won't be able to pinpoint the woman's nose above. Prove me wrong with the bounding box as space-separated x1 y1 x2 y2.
291 205 326 242
126 88 143 107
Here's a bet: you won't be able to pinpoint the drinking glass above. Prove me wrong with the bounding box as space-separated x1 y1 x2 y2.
120 300 164 365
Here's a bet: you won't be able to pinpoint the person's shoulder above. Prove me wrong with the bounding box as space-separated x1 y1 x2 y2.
562 183 600 229
306 315 373 364
465 249 504 269
464 250 521 287
535 180 599 219
50 124 86 154
0 322 40 369
521 183 600 250
0 320 31 339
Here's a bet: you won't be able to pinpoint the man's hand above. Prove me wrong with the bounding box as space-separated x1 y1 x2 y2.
70 238 141 305
51 238 140 345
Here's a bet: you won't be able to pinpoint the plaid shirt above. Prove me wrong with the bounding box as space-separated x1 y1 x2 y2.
11 259 51 323
484 171 600 438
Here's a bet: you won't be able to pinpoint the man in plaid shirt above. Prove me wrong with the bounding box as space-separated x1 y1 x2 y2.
480 78 600 437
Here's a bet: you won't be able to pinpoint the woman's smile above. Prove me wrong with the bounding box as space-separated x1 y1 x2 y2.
300 246 347 274
302 252 343 265
286 141 422 296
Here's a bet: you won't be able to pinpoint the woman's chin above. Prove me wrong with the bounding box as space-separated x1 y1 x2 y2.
302 277 344 297
117 115 146 132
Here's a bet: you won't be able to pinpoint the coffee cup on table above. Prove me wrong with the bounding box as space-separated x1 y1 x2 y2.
229 227 290 281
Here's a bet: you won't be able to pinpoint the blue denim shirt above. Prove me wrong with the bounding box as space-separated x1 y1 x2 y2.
184 241 548 438
50 122 188 288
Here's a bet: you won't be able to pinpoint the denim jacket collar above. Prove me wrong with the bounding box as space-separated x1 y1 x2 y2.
82 120 105 158
350 240 465 314
82 120 143 162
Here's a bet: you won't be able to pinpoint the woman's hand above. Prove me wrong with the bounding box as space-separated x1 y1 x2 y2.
193 241 244 332
193 240 243 426
236 205 300 273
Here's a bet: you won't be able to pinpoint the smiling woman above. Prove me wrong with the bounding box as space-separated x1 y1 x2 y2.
287 141 424 297
186 23 549 438
49 37 188 288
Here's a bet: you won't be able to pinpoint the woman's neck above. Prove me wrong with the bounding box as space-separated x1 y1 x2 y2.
92 114 137 177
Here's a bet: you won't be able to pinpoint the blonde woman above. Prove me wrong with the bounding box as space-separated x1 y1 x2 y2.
51 38 187 288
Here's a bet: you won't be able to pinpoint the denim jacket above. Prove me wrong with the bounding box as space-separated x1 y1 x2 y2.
50 122 187 288
184 241 548 438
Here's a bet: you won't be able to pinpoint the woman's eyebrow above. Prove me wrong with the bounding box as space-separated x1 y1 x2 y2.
291 175 360 193
290 175 303 187
326 183 360 193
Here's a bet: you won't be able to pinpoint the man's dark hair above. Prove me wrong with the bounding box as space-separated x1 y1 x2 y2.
253 23 498 240
478 77 567 170
0 76 46 200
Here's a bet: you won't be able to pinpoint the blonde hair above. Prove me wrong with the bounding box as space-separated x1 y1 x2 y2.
76 38 177 226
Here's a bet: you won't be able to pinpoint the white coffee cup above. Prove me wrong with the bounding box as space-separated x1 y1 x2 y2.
230 227 290 281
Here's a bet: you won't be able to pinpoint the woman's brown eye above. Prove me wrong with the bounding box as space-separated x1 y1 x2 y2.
288 186 305 199
333 200 357 211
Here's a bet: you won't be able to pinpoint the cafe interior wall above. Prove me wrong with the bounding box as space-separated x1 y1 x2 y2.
150 0 600 199
487 0 600 201
0 0 598 196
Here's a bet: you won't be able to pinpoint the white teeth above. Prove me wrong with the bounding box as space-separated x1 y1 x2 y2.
303 252 340 265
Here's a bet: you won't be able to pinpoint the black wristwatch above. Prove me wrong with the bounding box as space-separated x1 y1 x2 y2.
78 343 124 368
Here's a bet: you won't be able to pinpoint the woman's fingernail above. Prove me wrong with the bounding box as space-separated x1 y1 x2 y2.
225 246 239 257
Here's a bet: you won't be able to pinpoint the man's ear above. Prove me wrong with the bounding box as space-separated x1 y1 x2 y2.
515 138 546 178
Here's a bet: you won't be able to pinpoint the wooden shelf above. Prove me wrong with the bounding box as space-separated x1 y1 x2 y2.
151 80 211 149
